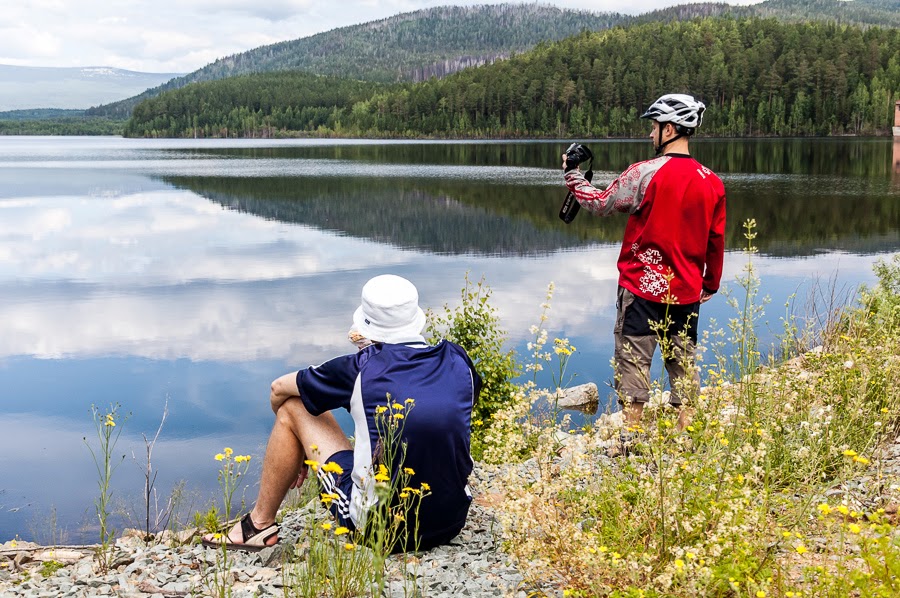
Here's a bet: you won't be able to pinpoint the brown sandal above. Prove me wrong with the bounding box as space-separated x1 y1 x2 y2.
201 513 279 552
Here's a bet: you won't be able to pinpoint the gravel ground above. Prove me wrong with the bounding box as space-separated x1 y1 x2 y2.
0 464 534 598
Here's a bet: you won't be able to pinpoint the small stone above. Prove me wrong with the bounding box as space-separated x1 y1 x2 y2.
162 580 191 593
257 545 282 568
14 552 33 567
555 383 601 413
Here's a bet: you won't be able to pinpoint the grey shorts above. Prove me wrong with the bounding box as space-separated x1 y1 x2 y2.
613 287 700 407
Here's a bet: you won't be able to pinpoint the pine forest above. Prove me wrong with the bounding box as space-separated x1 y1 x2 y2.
124 18 900 139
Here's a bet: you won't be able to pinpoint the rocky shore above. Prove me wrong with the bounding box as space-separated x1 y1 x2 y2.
0 465 531 598
2 427 898 598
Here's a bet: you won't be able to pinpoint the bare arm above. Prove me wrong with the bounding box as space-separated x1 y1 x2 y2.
270 371 301 414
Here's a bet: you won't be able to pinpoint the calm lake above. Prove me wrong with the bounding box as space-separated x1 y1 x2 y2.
1 136 898 544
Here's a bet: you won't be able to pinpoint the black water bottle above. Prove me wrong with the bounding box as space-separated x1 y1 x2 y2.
559 170 593 223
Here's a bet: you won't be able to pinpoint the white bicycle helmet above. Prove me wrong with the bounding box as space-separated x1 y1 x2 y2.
641 93 705 129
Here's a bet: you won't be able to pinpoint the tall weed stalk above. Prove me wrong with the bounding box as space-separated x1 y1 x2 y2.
84 403 128 572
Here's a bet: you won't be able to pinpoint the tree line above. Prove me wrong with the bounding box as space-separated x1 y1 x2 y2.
0 116 125 136
125 17 900 139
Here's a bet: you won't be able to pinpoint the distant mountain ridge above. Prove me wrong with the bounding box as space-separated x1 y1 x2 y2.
89 0 900 119
89 4 629 117
0 65 183 111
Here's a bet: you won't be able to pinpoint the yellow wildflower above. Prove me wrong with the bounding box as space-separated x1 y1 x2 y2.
393 413 405 420
757 592 766 598
842 449 857 457
473 419 483 427
392 403 404 410
321 522 332 530
344 543 355 550
224 447 233 456
817 504 832 515
375 471 390 482
320 492 339 505
405 398 414 404
796 545 807 555
853 456 870 465
848 523 861 534
304 459 319 471
215 453 225 461
421 482 430 491
399 491 409 499
674 559 685 570
837 505 850 516
375 405 388 414
322 462 344 475
403 467 415 475
334 526 350 536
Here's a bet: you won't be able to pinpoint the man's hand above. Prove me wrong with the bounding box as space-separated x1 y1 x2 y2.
700 290 714 304
290 463 309 489
561 153 579 171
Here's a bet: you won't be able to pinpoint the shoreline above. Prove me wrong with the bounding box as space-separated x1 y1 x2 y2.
0 463 532 598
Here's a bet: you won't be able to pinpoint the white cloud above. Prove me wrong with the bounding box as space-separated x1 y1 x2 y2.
1 0 764 73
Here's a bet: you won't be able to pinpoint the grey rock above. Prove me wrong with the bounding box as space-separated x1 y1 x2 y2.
162 580 191 593
257 544 282 568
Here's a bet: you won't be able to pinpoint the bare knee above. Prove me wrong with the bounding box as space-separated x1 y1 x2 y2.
274 398 307 430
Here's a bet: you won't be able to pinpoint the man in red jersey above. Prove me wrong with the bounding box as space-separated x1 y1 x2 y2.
562 94 726 448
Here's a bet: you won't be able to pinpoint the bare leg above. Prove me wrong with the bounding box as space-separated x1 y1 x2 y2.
249 398 350 527
676 406 694 432
623 402 645 428
220 398 351 544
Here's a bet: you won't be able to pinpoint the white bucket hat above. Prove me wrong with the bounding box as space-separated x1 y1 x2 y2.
352 275 426 344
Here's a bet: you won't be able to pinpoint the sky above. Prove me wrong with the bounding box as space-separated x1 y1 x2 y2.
2 0 762 74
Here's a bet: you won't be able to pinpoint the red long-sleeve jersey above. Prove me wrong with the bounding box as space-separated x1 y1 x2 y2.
565 153 726 305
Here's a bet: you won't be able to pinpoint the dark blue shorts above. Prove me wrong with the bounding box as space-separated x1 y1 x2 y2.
315 449 356 530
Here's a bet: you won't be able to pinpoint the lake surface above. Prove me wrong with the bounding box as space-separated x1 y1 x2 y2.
1 136 898 543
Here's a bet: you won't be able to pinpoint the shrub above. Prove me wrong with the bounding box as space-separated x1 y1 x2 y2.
426 274 520 457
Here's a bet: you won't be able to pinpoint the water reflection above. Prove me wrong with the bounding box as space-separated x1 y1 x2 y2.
161 171 900 257
893 139 900 176
0 136 897 543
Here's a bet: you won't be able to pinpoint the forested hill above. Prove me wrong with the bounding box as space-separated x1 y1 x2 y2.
90 4 626 118
639 0 900 27
125 18 900 139
90 0 898 120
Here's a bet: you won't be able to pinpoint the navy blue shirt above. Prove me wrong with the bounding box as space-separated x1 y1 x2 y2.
296 340 481 544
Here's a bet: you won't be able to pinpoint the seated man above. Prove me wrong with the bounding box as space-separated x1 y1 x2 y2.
203 274 481 551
